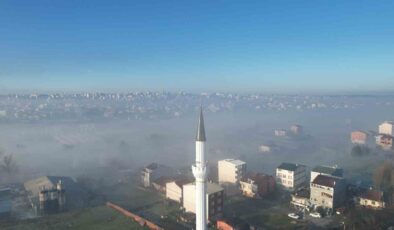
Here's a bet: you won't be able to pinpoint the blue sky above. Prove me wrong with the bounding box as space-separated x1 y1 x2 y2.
1 0 394 93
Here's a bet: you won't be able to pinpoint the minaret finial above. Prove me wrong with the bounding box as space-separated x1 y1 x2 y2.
196 106 206 141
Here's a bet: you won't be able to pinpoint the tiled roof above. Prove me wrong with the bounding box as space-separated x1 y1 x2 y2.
360 189 384 202
312 175 341 188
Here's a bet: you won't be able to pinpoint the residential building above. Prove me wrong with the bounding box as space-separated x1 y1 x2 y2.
358 189 385 209
291 187 311 210
152 176 173 193
240 172 275 198
140 163 175 187
24 176 87 212
379 121 394 136
166 177 192 203
351 131 368 145
310 175 346 210
310 165 343 183
217 217 250 230
218 159 246 185
276 163 307 191
376 134 393 150
274 129 287 137
259 145 271 153
182 182 224 220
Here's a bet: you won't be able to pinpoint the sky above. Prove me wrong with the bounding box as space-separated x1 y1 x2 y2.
1 0 394 93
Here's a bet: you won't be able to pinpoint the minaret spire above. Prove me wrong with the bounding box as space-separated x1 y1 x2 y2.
196 107 206 142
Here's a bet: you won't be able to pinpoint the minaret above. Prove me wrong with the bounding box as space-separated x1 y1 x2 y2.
192 107 207 230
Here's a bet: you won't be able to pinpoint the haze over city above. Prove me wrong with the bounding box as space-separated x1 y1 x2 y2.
1 1 394 230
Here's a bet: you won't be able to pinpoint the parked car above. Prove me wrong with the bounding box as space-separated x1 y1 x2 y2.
288 213 301 220
309 212 322 218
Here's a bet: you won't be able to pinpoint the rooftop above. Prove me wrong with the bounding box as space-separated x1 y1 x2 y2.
277 162 304 171
221 159 246 166
184 182 224 194
312 175 342 188
360 189 384 202
312 165 343 177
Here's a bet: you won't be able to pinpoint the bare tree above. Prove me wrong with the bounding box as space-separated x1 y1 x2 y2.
1 154 18 175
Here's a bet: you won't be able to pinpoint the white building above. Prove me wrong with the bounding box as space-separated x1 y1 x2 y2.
276 163 307 191
310 175 346 210
182 182 224 220
379 121 394 136
259 145 271 153
165 178 192 203
358 189 385 209
218 159 246 185
274 129 287 137
140 163 175 187
310 165 343 183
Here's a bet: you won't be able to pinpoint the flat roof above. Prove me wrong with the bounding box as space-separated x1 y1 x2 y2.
221 159 246 166
312 165 342 176
277 162 304 171
184 182 224 194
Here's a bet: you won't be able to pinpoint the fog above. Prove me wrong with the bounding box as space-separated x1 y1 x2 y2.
1 103 393 185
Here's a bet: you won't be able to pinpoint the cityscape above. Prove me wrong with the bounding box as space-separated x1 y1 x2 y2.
1 1 394 230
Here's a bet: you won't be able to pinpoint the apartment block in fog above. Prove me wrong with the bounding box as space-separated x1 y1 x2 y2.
276 163 307 191
218 159 246 185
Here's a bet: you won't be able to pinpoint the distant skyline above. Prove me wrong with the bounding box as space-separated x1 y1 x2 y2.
1 1 394 93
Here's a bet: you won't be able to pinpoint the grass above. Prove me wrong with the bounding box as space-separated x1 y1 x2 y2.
224 195 307 229
1 206 149 230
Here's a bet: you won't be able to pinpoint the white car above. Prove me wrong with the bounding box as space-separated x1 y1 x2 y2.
288 213 301 220
309 212 322 218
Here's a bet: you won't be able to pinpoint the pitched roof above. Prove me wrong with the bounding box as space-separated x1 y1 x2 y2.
218 217 250 230
360 189 384 202
312 175 341 188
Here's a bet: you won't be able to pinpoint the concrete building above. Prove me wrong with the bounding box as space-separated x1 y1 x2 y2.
351 131 368 145
240 172 275 198
358 189 385 209
291 187 311 211
274 129 287 137
310 175 346 211
218 159 246 185
379 121 394 136
259 145 271 153
310 165 343 183
376 134 393 150
152 176 173 193
140 163 175 187
182 182 224 221
24 176 87 212
276 163 307 191
166 177 193 203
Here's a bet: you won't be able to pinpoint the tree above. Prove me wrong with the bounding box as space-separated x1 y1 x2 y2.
351 145 370 157
1 154 17 175
374 161 394 206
